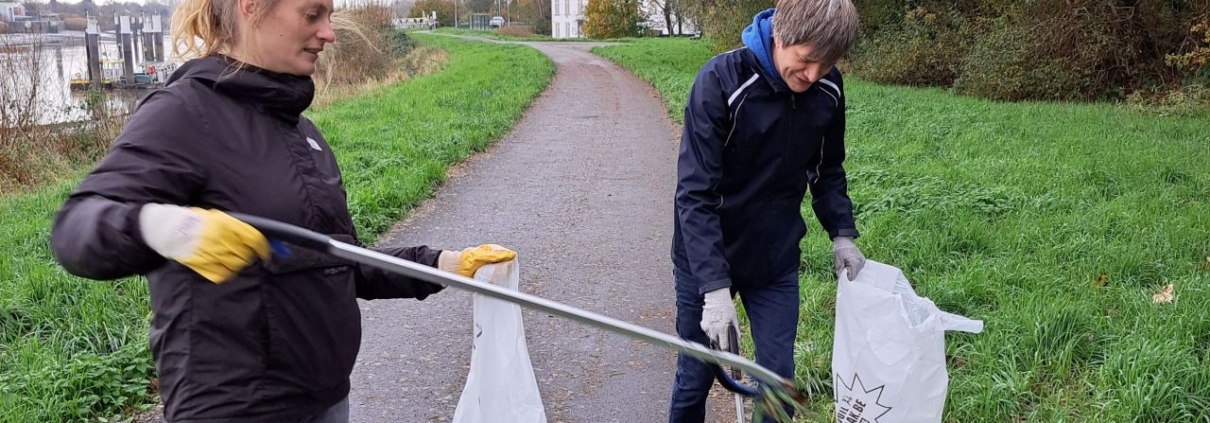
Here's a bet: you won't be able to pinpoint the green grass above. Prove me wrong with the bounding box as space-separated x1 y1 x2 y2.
591 38 708 124
431 27 558 42
430 26 642 43
594 38 1210 423
0 34 553 423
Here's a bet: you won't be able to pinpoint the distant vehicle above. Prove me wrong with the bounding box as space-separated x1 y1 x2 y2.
489 16 505 28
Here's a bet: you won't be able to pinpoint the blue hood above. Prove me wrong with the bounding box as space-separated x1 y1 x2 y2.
741 8 787 91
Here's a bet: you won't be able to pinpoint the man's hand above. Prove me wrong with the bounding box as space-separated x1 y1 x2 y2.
832 236 866 280
700 287 738 352
438 244 517 277
138 204 272 283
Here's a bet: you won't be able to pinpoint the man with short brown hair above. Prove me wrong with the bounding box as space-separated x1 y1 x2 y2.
668 0 863 421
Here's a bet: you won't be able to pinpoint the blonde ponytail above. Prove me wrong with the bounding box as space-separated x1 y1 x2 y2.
170 0 250 60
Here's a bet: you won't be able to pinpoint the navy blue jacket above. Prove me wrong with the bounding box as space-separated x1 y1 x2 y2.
671 46 858 294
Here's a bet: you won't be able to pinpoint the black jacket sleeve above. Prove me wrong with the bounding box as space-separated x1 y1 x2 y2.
809 73 859 240
49 91 206 280
675 62 733 294
354 246 446 300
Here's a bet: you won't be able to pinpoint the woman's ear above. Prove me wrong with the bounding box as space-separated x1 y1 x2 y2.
237 0 258 19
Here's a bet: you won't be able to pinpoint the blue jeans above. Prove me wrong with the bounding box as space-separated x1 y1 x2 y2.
668 268 799 423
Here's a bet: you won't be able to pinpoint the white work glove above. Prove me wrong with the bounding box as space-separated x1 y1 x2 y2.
138 204 271 283
700 287 739 352
832 236 866 281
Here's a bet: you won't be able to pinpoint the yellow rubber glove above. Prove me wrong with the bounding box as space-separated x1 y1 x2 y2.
438 244 517 277
138 204 272 283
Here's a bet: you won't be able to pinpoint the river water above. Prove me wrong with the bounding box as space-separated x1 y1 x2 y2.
0 31 177 127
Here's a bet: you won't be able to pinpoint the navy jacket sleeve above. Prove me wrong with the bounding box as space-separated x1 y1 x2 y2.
675 62 733 294
49 91 205 280
809 73 859 240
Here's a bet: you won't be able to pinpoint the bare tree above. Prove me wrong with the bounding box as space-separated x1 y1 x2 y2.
672 0 686 35
0 34 48 183
390 0 414 18
0 36 45 140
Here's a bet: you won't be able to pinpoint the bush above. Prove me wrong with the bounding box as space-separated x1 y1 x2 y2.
315 4 411 88
692 0 772 53
846 0 1210 103
849 5 972 88
1166 16 1210 83
959 0 1143 101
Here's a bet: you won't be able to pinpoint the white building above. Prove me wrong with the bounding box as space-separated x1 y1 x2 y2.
0 2 26 22
550 0 585 39
552 0 696 39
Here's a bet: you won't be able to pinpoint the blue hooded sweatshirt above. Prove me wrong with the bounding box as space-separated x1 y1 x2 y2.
740 8 788 91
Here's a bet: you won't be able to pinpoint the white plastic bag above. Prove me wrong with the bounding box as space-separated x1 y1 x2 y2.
452 261 548 423
832 260 983 423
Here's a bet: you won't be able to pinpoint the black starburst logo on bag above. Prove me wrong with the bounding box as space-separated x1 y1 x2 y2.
834 373 893 423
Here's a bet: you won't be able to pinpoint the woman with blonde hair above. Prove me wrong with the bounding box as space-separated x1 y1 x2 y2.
48 0 514 421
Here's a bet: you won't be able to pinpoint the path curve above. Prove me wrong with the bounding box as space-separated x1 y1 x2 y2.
349 38 731 422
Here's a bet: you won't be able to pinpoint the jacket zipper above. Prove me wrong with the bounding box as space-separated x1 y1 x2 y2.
814 136 826 184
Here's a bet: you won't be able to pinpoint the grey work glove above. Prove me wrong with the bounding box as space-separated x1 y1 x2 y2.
832 236 866 281
700 287 738 352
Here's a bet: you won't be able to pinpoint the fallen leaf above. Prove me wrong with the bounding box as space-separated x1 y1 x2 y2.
1092 272 1108 289
1152 284 1174 304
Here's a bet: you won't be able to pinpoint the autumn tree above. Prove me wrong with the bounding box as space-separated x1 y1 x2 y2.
583 0 643 39
686 0 770 52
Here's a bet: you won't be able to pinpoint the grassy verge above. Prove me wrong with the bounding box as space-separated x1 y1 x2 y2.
590 38 707 124
0 33 553 423
594 38 1210 422
431 27 557 41
429 27 643 43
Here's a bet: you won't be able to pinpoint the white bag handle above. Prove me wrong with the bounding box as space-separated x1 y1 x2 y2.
938 311 984 334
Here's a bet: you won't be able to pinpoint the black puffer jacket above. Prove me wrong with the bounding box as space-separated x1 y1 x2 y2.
50 55 445 422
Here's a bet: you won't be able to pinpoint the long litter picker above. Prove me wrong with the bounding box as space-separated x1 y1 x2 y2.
232 214 809 421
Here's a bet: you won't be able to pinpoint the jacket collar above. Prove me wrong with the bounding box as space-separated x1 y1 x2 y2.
167 54 315 125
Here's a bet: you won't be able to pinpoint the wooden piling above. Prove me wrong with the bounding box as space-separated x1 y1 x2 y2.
118 15 134 85
85 16 101 89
